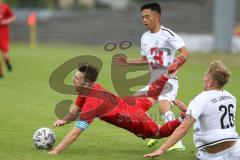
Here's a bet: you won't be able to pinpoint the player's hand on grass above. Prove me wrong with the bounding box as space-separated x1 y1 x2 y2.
144 149 165 158
49 150 59 155
53 119 66 127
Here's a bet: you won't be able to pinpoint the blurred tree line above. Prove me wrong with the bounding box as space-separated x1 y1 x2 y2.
3 0 113 9
3 0 56 8
3 0 102 9
131 0 207 5
3 0 209 9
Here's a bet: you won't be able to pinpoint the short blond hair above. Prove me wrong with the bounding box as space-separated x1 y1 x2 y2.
207 61 230 89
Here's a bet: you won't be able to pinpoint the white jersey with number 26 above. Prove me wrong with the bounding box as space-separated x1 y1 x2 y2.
186 90 238 150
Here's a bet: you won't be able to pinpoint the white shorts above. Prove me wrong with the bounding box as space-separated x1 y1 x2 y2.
196 140 240 160
136 78 179 103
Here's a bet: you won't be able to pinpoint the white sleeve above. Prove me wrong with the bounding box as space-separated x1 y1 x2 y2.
168 33 185 50
186 92 208 120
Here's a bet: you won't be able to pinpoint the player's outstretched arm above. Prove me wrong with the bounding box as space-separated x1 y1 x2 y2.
168 47 188 74
173 99 187 112
127 56 148 65
49 127 82 155
113 55 148 66
53 104 81 127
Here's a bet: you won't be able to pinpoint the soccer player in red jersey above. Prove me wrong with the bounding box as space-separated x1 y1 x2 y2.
0 0 15 78
49 64 186 155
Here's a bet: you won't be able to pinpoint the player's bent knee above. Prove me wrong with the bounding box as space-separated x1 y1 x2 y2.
158 100 172 114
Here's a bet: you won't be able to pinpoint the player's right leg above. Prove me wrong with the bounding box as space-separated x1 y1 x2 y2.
0 32 12 72
152 119 181 139
151 105 187 139
0 40 4 77
0 59 3 78
146 74 169 101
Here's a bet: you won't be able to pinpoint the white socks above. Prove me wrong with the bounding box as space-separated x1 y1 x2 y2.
162 111 176 123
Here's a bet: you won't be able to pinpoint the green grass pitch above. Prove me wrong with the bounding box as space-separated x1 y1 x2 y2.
0 43 239 160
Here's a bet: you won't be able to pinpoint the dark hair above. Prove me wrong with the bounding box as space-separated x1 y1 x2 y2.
141 2 161 14
78 65 99 82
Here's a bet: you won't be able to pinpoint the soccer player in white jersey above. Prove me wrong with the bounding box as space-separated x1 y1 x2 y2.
144 60 240 160
114 2 188 149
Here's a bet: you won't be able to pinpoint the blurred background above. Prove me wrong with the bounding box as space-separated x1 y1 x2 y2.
4 0 240 53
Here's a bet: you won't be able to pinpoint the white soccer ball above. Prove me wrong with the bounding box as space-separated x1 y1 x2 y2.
32 128 56 149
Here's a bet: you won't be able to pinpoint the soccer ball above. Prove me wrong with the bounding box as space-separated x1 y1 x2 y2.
32 128 56 149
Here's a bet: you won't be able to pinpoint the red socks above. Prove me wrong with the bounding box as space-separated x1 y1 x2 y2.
158 119 181 137
147 75 169 100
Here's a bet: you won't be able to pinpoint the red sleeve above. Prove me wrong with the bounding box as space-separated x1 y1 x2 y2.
79 97 103 124
75 95 85 107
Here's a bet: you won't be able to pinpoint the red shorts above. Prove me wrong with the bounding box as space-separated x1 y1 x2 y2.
0 28 9 53
128 97 159 139
101 97 159 139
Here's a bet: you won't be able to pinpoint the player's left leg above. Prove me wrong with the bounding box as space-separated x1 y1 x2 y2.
147 78 184 148
146 99 175 147
2 53 12 72
155 101 185 151
160 79 185 150
158 78 178 125
0 59 3 78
